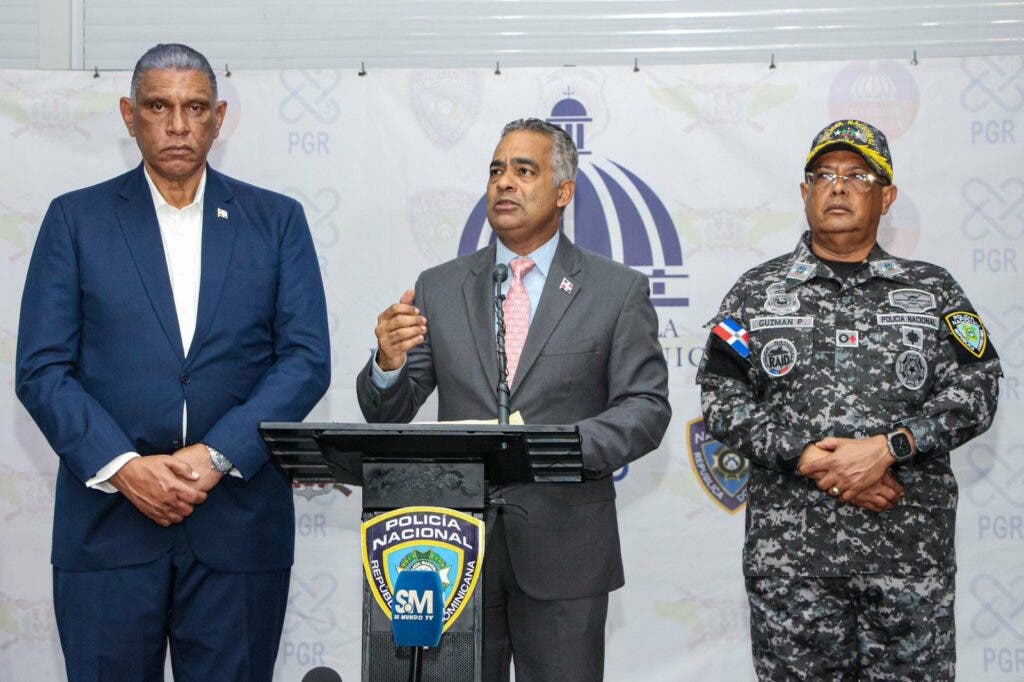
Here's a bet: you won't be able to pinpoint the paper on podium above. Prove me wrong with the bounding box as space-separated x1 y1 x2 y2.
417 411 525 426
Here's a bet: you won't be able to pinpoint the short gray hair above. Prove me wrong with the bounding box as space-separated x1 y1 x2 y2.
130 43 217 102
500 118 578 186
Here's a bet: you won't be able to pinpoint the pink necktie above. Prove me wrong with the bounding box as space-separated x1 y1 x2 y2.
503 257 535 385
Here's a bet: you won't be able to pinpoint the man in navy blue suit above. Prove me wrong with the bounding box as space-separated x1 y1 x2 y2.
16 43 330 681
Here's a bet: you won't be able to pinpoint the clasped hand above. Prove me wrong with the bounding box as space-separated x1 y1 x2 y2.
799 436 902 513
109 444 223 527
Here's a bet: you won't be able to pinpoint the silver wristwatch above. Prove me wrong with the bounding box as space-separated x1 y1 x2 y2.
205 444 233 473
886 430 915 463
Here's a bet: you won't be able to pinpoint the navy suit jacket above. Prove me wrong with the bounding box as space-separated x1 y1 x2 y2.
16 164 330 572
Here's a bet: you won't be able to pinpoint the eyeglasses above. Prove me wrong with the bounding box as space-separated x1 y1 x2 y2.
804 170 882 193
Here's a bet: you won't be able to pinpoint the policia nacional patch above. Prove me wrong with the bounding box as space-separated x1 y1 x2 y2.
944 310 997 363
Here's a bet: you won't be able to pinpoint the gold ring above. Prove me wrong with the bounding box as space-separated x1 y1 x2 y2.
829 486 841 497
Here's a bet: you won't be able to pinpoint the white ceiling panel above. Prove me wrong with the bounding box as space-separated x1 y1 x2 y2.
79 1 1024 71
0 2 39 68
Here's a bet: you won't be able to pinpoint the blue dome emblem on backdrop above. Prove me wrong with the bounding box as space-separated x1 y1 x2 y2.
459 93 689 308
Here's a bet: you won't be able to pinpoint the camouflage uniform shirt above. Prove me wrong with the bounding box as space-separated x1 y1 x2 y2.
697 232 1001 578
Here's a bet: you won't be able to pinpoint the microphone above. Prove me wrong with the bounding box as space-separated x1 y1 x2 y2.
392 569 444 682
493 264 511 425
392 569 444 647
301 667 342 682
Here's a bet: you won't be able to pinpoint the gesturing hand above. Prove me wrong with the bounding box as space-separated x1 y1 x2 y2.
110 455 207 527
375 288 427 371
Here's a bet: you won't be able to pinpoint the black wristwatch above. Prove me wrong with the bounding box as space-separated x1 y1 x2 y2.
886 430 915 463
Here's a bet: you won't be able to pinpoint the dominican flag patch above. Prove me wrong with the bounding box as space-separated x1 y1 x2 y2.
713 317 751 358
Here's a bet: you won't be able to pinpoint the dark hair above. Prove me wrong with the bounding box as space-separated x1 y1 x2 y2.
500 118 578 185
130 43 217 102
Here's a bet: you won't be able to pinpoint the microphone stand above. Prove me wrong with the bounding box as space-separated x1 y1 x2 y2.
493 264 510 425
408 646 423 682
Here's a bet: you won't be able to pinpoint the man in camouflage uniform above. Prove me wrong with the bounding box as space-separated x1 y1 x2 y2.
697 119 1002 681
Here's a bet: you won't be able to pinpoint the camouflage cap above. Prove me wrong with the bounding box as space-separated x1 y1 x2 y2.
804 119 893 184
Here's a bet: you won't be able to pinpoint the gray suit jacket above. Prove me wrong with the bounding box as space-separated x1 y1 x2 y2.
357 236 670 600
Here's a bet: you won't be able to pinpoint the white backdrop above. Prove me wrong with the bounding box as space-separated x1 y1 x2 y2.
0 57 1021 681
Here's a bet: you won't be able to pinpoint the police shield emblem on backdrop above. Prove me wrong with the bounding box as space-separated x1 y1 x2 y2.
687 417 749 513
361 506 484 632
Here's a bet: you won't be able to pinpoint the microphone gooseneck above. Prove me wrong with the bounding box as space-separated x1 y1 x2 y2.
493 264 511 425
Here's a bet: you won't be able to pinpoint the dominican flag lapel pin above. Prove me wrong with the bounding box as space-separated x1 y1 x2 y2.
559 277 574 294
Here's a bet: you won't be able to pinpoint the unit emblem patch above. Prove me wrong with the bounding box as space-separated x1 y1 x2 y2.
900 326 924 349
761 338 798 378
895 349 928 390
763 282 800 314
888 288 936 313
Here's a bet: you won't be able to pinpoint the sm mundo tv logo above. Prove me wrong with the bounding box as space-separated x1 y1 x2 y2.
394 588 436 618
460 92 689 309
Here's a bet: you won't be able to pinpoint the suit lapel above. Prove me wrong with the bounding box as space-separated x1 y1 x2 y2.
511 236 583 395
115 164 185 359
463 244 500 392
187 167 236 366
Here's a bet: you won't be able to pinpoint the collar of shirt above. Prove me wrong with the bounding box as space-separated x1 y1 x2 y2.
143 166 207 216
495 231 559 285
494 231 560 324
781 230 911 290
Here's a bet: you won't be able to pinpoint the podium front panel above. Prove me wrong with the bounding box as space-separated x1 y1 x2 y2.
361 511 482 682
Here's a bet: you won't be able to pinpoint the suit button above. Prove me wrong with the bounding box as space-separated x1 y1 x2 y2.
180 373 191 384
172 440 182 448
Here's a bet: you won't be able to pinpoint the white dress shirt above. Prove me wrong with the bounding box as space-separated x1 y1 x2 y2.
86 168 207 491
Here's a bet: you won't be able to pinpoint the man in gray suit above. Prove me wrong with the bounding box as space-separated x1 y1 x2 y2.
357 118 670 681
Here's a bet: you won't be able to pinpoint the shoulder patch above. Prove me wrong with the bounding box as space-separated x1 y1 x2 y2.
944 310 989 359
712 318 751 358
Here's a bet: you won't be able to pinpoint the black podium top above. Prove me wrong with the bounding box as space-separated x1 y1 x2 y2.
260 422 583 487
